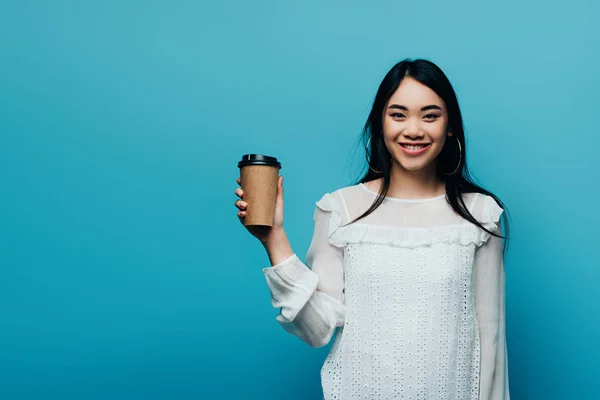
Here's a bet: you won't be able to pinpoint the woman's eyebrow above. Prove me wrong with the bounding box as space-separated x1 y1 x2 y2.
388 104 443 111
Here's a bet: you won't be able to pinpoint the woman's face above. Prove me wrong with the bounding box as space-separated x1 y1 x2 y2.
382 76 451 173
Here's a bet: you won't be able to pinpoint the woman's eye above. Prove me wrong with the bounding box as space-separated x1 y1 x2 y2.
424 114 439 120
391 113 405 118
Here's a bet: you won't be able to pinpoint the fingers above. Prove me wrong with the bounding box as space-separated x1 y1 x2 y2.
235 199 247 210
235 177 246 222
235 176 243 199
236 200 246 222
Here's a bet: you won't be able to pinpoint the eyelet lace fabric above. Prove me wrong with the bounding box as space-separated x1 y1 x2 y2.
262 184 509 400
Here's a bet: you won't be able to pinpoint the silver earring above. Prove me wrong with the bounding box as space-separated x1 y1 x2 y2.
366 136 384 174
443 136 462 176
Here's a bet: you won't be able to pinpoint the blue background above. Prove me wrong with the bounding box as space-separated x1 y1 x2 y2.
1 1 598 399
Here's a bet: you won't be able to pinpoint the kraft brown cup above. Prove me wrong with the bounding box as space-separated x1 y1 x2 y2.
238 154 282 227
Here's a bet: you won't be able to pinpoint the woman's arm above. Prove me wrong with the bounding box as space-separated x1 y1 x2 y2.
475 202 510 400
262 197 347 348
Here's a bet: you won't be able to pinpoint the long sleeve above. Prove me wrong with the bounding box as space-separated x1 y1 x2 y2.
475 206 510 400
262 194 347 348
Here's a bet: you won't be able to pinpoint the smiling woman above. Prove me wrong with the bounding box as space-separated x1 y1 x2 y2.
235 58 511 400
355 60 507 240
387 95 447 163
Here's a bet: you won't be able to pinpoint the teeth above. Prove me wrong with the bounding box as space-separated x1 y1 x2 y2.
403 144 427 150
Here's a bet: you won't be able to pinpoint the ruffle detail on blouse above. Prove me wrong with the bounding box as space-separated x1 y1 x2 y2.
330 223 495 248
481 195 504 231
315 192 345 248
478 195 504 243
315 192 504 249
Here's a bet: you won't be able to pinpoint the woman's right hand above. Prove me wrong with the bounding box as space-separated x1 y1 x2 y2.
235 175 285 244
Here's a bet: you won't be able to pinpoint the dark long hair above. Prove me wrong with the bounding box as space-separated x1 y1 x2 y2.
351 58 510 252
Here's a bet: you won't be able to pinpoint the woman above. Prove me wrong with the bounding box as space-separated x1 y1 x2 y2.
234 58 510 399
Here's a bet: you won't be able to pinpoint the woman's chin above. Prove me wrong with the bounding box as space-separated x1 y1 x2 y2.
393 159 433 172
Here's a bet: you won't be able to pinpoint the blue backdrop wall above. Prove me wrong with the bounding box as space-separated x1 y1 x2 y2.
1 1 598 399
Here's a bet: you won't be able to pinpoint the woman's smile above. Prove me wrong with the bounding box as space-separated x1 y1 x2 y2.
398 142 432 155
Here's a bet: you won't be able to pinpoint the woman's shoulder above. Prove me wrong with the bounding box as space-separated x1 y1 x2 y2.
461 191 504 228
313 183 367 223
315 182 364 201
462 191 503 209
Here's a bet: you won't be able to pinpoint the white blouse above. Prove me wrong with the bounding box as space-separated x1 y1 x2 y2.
262 183 509 400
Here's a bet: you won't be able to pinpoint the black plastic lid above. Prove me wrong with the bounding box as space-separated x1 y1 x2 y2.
238 154 281 169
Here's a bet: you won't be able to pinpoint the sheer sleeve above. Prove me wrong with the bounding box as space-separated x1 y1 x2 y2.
475 196 510 399
262 192 347 348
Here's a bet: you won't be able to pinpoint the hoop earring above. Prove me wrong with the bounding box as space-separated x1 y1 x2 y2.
443 136 462 176
366 136 384 174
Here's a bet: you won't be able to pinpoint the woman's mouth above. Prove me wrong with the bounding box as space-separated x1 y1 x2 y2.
399 143 431 155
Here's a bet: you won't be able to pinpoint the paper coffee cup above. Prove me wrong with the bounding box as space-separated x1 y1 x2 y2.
238 154 282 227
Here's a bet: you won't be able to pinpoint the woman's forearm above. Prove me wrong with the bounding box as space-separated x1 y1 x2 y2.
262 228 294 266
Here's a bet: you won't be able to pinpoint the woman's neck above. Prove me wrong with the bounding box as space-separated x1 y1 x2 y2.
379 161 445 199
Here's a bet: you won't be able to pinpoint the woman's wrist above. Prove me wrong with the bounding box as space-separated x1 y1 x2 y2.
262 228 294 266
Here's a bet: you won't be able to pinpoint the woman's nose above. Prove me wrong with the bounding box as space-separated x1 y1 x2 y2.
403 119 423 138
403 125 424 139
